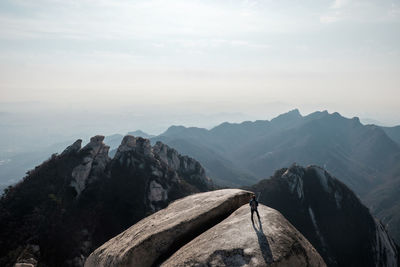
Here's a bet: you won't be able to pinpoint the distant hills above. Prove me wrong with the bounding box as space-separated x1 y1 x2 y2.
154 110 400 192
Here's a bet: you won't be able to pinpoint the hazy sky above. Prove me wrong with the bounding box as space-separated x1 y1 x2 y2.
0 0 400 127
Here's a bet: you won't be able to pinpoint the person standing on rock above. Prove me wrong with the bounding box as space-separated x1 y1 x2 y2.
250 194 260 223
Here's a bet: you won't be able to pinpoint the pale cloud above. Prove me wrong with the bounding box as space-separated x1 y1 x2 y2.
321 0 400 23
331 0 349 9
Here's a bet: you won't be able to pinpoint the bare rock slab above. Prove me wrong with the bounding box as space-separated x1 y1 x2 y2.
162 204 326 267
85 189 252 267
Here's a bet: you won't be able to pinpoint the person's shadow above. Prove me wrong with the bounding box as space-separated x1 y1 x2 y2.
252 217 273 264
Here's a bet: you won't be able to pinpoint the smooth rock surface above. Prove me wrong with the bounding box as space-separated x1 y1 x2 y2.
85 189 252 267
162 204 326 267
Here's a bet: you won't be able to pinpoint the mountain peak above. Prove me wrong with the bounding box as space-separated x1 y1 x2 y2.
114 135 152 159
61 139 82 156
127 130 154 139
162 125 188 136
272 109 302 120
270 109 302 126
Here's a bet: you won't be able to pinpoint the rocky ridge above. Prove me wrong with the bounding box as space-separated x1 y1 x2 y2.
86 189 326 267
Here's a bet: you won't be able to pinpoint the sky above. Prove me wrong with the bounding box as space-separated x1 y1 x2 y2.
0 0 400 136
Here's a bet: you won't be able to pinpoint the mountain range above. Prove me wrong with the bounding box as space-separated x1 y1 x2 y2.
1 132 399 266
152 110 400 244
1 109 400 250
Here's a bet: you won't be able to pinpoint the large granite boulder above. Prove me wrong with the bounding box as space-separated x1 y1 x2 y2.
85 189 252 267
85 189 325 267
162 204 325 267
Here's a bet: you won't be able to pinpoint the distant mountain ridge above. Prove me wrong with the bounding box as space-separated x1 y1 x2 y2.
153 110 400 190
151 109 400 243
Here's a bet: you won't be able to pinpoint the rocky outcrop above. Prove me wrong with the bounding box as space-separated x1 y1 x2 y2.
153 141 182 170
70 136 110 195
85 189 325 267
163 205 325 267
109 135 212 212
153 141 212 191
249 164 399 267
14 244 40 267
61 139 82 156
114 135 152 160
85 189 252 267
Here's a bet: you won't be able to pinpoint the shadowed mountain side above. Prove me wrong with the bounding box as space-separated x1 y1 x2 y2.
382 126 400 146
0 135 213 267
365 176 400 245
248 165 399 267
237 114 400 195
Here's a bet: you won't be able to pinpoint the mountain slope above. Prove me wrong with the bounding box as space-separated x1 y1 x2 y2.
154 110 400 193
0 135 212 267
240 114 400 195
248 165 399 267
382 125 400 145
365 175 400 245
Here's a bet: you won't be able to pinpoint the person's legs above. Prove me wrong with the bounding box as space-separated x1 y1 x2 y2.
251 209 254 223
256 209 260 220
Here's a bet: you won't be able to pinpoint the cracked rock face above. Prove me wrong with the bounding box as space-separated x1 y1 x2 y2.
85 189 325 267
114 135 152 160
153 141 212 191
70 135 110 196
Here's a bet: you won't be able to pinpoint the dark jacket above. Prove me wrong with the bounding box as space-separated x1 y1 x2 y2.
250 199 258 211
